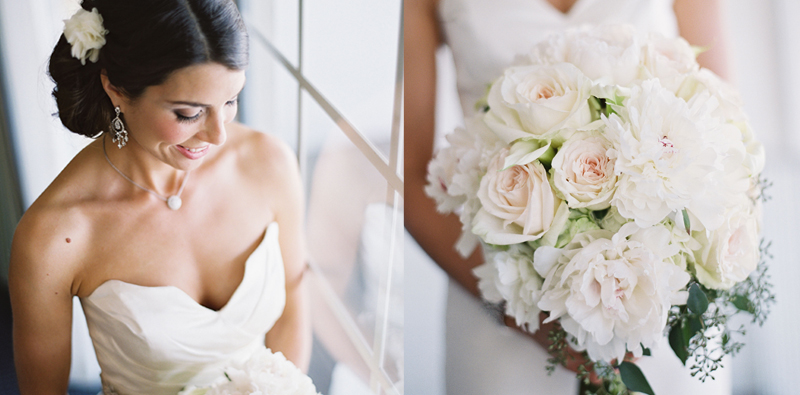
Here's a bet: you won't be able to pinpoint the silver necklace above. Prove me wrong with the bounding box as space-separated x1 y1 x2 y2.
102 134 190 210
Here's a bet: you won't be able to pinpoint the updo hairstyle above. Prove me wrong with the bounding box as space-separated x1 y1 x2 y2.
48 0 249 137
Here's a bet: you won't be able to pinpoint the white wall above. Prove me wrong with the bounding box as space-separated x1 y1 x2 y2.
728 0 800 393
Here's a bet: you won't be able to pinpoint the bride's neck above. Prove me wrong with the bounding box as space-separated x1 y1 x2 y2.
102 134 187 196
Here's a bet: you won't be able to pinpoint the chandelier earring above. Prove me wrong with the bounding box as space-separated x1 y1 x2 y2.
111 106 129 149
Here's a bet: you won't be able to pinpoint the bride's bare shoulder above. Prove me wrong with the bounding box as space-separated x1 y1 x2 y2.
225 122 299 180
10 140 110 293
10 189 93 297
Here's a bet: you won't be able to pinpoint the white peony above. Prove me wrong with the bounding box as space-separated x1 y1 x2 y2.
178 348 320 395
63 7 108 65
474 244 543 331
425 138 465 213
426 117 505 256
536 223 690 362
641 34 697 92
735 121 766 177
605 79 747 230
551 129 618 210
692 204 760 290
664 216 702 271
473 149 564 245
676 68 746 123
547 25 644 87
484 62 593 144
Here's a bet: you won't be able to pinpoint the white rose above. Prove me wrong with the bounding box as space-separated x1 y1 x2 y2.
536 223 690 362
551 129 618 210
641 34 698 92
693 205 760 290
484 63 593 144
473 149 563 245
606 79 747 230
63 7 108 65
474 244 543 332
562 24 643 87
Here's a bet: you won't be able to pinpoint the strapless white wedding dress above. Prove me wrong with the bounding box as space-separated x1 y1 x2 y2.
79 222 285 395
437 0 731 393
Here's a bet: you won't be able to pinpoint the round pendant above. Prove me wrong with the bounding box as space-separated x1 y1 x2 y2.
167 195 182 210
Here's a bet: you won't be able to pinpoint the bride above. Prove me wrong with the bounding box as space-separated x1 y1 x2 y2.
8 0 310 394
406 0 735 393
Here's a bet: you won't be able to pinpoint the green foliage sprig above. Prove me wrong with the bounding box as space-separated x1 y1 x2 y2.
545 325 572 376
668 239 775 382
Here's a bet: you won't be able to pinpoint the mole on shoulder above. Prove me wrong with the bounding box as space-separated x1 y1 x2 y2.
66 237 71 243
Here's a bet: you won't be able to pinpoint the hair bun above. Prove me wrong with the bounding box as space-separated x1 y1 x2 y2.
48 0 248 138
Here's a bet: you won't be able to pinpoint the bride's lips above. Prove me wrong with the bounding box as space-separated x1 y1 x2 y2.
175 144 210 160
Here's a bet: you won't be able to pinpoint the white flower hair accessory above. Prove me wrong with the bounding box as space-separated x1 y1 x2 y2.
63 7 108 65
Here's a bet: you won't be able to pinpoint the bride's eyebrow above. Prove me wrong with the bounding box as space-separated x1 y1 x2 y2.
167 87 245 107
169 100 210 107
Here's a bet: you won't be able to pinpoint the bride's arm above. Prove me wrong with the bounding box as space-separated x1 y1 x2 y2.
405 0 484 297
674 0 734 81
261 137 312 372
9 209 76 394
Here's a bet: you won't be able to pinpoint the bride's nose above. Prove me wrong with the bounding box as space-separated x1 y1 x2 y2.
198 110 227 146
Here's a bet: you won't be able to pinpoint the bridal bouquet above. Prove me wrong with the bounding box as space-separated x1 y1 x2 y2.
426 24 773 394
178 348 320 395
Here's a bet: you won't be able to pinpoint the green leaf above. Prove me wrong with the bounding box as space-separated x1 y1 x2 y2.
589 97 603 121
680 209 691 234
687 283 709 316
592 208 610 221
619 362 655 395
669 324 688 365
642 347 651 356
683 315 704 344
692 45 710 57
503 139 552 168
731 294 755 314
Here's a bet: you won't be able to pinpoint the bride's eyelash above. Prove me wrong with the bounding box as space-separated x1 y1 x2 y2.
176 111 202 123
175 99 237 123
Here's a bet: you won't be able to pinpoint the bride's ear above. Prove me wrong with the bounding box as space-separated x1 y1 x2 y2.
99 70 127 108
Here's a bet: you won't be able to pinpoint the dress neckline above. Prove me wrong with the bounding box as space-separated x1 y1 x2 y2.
82 222 279 314
539 0 585 17
536 0 588 19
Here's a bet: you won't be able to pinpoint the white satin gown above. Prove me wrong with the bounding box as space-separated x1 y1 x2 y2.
437 0 732 393
79 222 285 395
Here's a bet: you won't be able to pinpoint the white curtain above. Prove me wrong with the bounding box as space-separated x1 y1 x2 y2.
0 0 101 387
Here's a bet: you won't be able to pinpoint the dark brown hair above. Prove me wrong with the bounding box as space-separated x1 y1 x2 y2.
48 0 248 137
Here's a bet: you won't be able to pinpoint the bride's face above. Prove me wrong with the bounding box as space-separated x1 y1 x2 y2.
115 62 246 170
